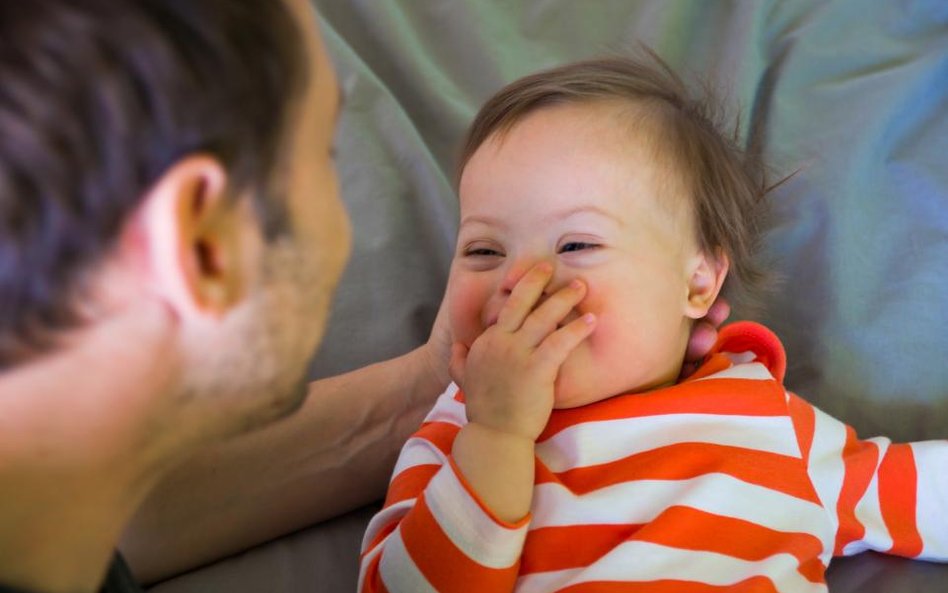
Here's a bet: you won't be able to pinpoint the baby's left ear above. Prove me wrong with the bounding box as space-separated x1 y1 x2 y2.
684 249 729 319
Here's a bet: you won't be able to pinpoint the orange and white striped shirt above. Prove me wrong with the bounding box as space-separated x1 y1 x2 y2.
359 322 948 592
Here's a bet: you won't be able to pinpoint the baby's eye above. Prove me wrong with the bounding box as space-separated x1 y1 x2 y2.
559 242 599 253
465 247 503 257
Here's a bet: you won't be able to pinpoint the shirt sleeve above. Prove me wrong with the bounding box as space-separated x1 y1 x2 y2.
788 391 948 561
358 385 529 593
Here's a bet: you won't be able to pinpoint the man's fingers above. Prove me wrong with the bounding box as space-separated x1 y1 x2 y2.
448 342 469 387
684 320 718 363
496 263 553 332
705 298 731 327
683 298 730 366
518 279 587 346
678 360 700 381
534 313 596 370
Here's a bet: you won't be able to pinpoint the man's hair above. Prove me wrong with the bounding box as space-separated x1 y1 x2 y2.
459 52 772 308
0 0 308 368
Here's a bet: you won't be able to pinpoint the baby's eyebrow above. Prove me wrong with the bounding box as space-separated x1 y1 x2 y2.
459 215 508 230
545 205 622 225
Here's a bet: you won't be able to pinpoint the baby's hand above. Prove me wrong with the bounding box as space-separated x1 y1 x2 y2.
449 263 596 442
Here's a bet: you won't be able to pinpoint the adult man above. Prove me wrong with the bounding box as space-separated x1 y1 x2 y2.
0 0 350 591
0 1 727 591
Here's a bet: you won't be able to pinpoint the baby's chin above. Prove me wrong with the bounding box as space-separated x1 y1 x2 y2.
551 368 679 409
550 376 617 410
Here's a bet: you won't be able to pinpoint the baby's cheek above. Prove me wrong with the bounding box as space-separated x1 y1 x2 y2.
582 307 645 371
446 279 489 346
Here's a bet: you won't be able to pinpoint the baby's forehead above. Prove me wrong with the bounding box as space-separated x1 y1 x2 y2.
461 101 697 226
470 98 693 179
541 99 697 202
513 99 691 172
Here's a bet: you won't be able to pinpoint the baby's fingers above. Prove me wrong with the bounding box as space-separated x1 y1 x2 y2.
496 263 553 332
534 313 597 371
519 279 587 346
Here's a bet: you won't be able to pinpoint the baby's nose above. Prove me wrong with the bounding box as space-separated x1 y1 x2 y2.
500 259 555 295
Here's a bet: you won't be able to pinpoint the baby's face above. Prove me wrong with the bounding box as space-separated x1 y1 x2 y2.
448 102 712 408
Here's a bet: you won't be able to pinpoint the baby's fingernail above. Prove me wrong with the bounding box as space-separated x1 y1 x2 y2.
583 313 596 324
570 279 584 290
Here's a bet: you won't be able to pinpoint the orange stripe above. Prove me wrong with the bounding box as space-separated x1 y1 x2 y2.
359 551 389 593
714 321 787 383
521 524 641 573
399 492 520 593
384 463 440 507
543 442 820 503
878 443 923 557
686 352 735 381
556 577 780 593
535 457 558 484
634 507 826 583
412 422 461 455
362 521 398 561
412 421 461 457
520 508 826 583
786 392 816 463
541 379 786 441
833 426 878 554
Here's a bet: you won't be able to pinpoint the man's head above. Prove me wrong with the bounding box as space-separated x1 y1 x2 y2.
448 55 767 406
0 0 350 441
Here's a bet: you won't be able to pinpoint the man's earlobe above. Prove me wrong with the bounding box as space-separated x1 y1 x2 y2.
134 155 257 319
684 250 729 320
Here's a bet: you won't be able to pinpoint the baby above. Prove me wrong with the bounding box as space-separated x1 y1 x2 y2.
359 55 947 592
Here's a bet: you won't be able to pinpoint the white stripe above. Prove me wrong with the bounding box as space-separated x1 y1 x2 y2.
726 351 759 365
514 566 584 593
356 543 383 592
360 498 414 555
515 541 827 593
693 360 775 382
375 527 438 593
422 383 466 425
805 404 850 561
537 413 800 472
425 463 528 568
912 440 948 559
844 437 892 555
391 433 449 480
530 474 828 537
390 385 466 479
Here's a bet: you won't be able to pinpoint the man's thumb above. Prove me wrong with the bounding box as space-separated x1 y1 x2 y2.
448 342 468 387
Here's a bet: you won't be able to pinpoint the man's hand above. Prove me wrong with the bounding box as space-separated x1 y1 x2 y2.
680 298 731 379
449 263 596 442
422 289 454 390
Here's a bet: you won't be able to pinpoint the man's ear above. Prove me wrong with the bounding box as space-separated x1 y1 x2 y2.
132 155 258 319
684 248 729 320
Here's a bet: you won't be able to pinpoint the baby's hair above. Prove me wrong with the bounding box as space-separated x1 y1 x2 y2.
458 50 775 308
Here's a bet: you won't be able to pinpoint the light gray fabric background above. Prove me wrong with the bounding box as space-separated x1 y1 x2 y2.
151 1 948 591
